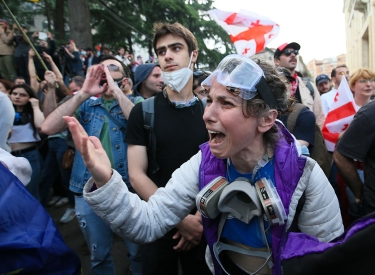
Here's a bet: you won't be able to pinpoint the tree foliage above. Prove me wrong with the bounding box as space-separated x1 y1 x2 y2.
1 0 234 69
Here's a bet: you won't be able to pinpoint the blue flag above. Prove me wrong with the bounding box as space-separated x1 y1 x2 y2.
0 163 81 274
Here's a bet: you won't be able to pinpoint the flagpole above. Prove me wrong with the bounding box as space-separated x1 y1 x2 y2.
1 0 60 88
1 0 49 71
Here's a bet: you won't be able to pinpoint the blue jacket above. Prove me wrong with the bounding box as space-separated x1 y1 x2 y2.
70 96 130 193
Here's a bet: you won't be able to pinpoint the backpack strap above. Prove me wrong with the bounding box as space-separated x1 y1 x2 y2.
302 78 315 99
287 103 306 133
142 97 159 175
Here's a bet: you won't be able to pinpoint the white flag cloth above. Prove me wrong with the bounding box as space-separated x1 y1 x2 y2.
207 9 280 57
322 77 357 151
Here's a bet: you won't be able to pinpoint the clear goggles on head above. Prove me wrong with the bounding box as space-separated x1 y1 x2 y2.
201 54 279 109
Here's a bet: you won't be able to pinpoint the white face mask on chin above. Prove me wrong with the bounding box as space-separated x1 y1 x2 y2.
162 52 194 93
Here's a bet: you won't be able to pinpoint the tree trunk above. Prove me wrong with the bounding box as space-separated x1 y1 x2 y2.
126 35 133 54
44 0 51 31
66 0 92 49
54 0 66 42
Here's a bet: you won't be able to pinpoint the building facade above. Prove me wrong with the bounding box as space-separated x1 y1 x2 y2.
344 0 375 71
308 54 347 80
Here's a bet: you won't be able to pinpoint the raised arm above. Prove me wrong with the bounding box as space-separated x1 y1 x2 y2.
40 65 105 135
42 70 58 118
102 65 134 119
42 52 63 82
29 98 45 128
63 115 200 243
28 49 39 95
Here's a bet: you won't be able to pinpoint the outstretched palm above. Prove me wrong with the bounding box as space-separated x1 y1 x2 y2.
63 116 112 187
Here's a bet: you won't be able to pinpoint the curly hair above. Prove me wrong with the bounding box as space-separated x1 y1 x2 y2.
241 59 294 149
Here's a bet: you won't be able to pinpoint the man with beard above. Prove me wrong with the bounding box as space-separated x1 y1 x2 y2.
274 42 324 128
129 63 164 104
315 74 332 95
83 47 99 73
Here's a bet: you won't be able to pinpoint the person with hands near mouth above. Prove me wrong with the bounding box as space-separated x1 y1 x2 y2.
64 54 343 275
40 56 142 275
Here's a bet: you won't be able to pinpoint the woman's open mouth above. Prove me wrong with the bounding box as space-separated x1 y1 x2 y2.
208 130 226 144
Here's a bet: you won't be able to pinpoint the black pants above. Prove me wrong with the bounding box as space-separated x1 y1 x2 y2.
141 230 211 275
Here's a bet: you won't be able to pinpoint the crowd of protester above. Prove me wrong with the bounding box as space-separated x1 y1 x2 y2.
1 17 375 275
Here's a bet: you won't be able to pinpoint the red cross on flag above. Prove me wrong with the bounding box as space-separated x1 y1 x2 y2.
322 77 357 152
207 9 280 57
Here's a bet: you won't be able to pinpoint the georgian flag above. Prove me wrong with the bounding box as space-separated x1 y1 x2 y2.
322 77 357 151
207 9 280 57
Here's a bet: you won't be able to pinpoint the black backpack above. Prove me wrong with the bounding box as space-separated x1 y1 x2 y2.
287 103 332 177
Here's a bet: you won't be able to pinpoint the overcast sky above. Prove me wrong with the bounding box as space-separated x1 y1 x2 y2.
213 0 346 63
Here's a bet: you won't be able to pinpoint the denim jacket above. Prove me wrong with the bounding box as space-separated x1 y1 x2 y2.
70 96 129 194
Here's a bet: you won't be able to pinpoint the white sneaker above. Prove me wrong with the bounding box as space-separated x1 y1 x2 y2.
47 196 62 207
55 197 69 208
60 208 76 223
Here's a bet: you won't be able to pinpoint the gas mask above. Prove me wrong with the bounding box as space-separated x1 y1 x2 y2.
197 177 286 226
196 176 287 274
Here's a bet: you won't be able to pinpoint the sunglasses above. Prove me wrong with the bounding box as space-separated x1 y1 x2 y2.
107 64 121 72
193 70 210 77
282 49 299 57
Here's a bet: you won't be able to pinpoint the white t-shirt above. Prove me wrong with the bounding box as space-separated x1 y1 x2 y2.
320 88 337 117
8 123 41 144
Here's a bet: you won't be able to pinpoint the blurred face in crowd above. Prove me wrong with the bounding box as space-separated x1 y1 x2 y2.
118 47 125 56
274 47 298 72
352 77 374 101
39 40 48 48
66 43 74 53
318 80 331 94
14 78 26 85
332 67 349 87
69 81 81 94
193 84 208 100
10 87 30 107
102 48 109 55
142 67 164 93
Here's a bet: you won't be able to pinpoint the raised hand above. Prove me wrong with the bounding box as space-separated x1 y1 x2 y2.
102 64 122 96
81 65 107 97
29 98 40 108
42 52 53 63
28 49 35 58
63 116 112 187
44 70 56 88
